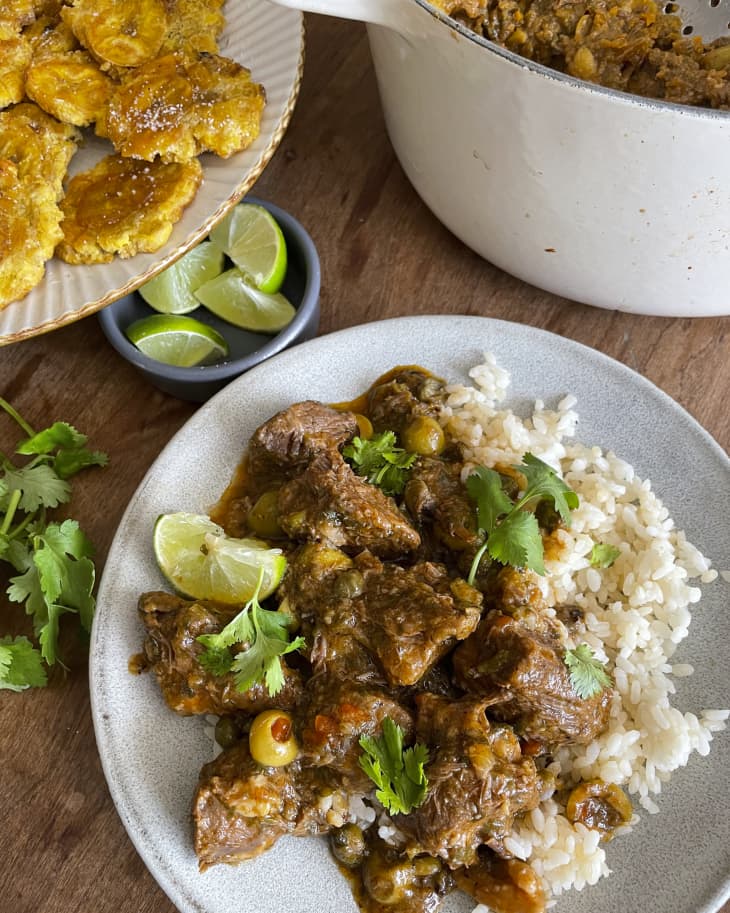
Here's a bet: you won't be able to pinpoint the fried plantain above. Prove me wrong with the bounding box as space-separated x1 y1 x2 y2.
26 50 114 126
0 102 79 194
0 159 64 309
161 0 226 56
62 0 168 68
103 52 265 162
57 154 203 264
0 35 33 109
0 0 36 41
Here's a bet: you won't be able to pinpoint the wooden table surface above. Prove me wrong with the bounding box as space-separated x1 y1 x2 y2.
1 14 728 913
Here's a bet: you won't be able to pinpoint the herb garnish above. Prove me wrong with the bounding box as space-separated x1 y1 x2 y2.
359 717 429 815
343 431 417 496
589 543 621 568
0 399 107 691
196 569 305 696
564 644 612 699
466 453 579 581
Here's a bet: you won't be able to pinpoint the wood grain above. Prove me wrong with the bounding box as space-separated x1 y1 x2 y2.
0 14 727 913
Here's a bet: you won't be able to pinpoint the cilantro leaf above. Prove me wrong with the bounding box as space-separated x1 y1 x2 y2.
15 421 108 480
358 717 429 815
486 510 545 575
514 453 579 524
466 452 578 579
343 431 417 496
2 464 70 512
196 571 303 696
0 635 47 691
7 521 97 664
465 466 512 535
1 400 106 683
564 644 612 699
590 543 621 568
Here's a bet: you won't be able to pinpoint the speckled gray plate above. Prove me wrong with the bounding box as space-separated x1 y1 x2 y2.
90 316 730 913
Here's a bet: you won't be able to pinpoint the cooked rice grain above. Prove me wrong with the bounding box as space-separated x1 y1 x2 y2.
444 356 728 899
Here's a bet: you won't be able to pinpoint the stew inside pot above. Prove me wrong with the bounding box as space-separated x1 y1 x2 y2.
431 0 730 108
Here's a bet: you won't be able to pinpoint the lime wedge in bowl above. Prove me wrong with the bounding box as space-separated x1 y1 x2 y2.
209 202 287 294
153 512 287 604
194 268 296 333
126 314 229 367
138 242 225 315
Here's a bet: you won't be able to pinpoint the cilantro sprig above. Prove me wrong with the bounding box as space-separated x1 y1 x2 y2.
358 717 429 815
466 453 579 580
0 398 107 690
564 644 612 699
343 431 417 496
196 569 305 696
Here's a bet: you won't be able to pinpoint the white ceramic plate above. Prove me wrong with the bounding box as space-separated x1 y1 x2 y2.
90 316 730 913
0 0 303 346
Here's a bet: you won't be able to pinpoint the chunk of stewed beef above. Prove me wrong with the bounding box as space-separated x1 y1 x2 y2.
193 740 346 869
366 370 445 436
452 608 612 747
396 694 540 868
277 449 421 559
298 674 414 791
138 591 302 716
404 455 479 555
246 400 358 489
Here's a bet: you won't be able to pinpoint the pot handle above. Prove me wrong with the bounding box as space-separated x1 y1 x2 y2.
269 0 418 35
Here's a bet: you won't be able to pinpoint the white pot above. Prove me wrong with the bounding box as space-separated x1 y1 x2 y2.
273 0 730 317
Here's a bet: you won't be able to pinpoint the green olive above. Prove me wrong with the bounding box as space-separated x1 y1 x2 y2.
401 415 445 456
249 709 299 767
329 823 366 868
354 413 373 440
247 490 283 538
565 778 632 837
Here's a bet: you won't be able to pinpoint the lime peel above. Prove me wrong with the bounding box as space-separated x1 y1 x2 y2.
153 512 287 604
208 202 288 294
125 314 229 367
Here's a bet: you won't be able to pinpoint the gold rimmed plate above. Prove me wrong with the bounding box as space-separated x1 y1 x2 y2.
0 0 304 346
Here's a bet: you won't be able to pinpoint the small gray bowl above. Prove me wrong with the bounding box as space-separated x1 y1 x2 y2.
98 197 321 402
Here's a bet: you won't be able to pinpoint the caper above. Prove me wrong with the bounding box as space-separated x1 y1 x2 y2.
401 415 446 456
247 490 283 538
214 716 241 749
329 823 366 868
333 569 364 599
249 709 299 767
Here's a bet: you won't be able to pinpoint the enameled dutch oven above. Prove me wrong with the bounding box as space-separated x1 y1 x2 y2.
274 0 730 317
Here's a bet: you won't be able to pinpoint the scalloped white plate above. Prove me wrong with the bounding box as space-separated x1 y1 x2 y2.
0 0 303 345
91 317 730 913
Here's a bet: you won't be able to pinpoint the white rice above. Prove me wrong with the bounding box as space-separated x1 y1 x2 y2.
442 355 728 902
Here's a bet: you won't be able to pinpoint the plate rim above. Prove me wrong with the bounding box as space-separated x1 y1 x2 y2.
0 13 306 348
90 315 730 913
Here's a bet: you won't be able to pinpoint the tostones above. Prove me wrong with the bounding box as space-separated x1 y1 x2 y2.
0 158 64 309
0 102 79 194
26 50 114 126
57 154 203 264
0 36 33 109
103 52 265 162
0 0 36 41
160 0 226 56
62 0 168 68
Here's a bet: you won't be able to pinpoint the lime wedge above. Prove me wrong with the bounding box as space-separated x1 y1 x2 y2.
153 512 287 604
126 314 229 367
138 242 225 315
194 268 296 333
209 203 287 294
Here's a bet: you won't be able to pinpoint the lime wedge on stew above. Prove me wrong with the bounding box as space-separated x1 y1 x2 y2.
153 512 287 604
194 268 296 333
126 314 229 367
138 241 225 314
208 203 287 294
